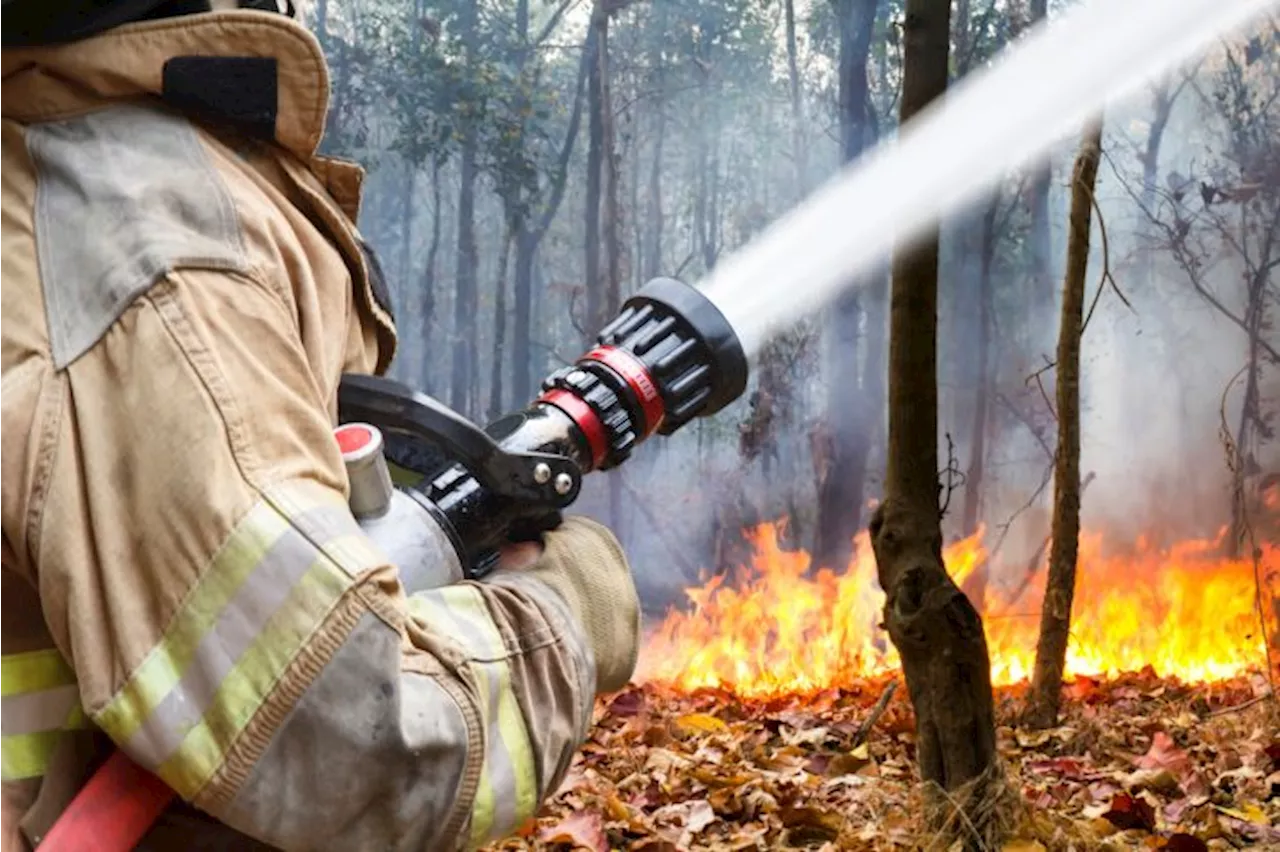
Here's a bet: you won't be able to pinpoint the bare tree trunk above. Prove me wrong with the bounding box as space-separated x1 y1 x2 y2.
960 196 999 609
741 0 812 495
870 1 1003 846
597 4 625 535
1026 0 1053 325
645 102 665 280
419 159 443 392
487 231 514 420
584 7 605 339
814 0 879 572
511 28 591 403
450 0 480 419
1025 122 1103 730
785 0 808 195
397 165 416 289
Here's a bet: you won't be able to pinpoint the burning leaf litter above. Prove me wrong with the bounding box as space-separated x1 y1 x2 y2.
639 524 1276 696
482 674 1278 851
479 523 1278 850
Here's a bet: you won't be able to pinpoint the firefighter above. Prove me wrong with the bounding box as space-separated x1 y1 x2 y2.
0 1 643 850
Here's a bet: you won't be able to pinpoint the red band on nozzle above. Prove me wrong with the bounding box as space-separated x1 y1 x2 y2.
538 388 608 470
582 345 665 436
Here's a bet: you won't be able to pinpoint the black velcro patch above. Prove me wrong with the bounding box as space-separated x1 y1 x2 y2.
162 56 279 141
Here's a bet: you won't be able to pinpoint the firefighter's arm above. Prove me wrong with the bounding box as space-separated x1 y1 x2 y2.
38 268 641 851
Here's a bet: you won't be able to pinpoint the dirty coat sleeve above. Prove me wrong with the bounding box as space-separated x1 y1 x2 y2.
39 267 638 851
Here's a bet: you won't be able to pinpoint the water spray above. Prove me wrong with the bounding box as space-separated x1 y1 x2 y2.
698 0 1278 356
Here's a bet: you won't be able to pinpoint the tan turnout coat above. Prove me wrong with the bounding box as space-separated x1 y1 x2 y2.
1 9 640 851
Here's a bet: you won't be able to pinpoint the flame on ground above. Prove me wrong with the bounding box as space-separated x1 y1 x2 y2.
637 523 1278 699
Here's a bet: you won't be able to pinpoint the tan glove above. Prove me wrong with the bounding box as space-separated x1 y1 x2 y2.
517 516 641 693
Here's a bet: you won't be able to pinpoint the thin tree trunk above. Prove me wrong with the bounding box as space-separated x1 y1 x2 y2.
451 0 480 418
584 6 605 339
785 0 808 195
814 0 879 572
397 166 416 288
645 102 665 280
511 27 591 403
1025 122 1103 729
870 1 1002 846
1026 0 1053 340
961 197 998 537
420 158 443 392
597 5 625 534
487 231 514 420
512 230 537 402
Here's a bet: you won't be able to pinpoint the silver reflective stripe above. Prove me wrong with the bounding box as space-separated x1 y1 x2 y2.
1 649 88 781
123 505 359 769
407 585 541 846
1 684 80 735
91 481 379 800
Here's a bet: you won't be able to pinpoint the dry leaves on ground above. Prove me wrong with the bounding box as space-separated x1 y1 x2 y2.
481 671 1279 851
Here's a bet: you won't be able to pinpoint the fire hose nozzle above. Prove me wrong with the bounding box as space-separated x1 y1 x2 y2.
337 276 749 571
536 276 749 470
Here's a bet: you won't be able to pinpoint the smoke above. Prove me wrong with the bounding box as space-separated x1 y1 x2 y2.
965 60 1273 588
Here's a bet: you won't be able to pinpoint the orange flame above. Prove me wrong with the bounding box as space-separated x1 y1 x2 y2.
638 524 1276 699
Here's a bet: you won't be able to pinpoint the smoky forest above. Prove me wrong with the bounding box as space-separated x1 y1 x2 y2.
305 0 1278 848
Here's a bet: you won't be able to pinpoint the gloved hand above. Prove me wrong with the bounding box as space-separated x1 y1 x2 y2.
494 516 641 694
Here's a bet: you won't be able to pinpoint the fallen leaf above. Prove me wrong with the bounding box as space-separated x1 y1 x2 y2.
1001 840 1047 851
1124 767 1181 795
1137 731 1192 780
1213 802 1269 825
1102 793 1156 831
780 805 843 844
674 713 729 736
1161 833 1209 851
537 812 608 851
606 689 646 718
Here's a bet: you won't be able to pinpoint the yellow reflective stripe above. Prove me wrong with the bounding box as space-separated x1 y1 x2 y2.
154 557 351 796
1 649 75 697
1 649 88 781
94 501 292 747
92 482 373 800
440 587 538 829
2 731 64 781
408 594 497 847
408 586 539 846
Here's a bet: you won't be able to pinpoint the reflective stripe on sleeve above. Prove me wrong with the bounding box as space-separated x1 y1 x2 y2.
92 481 385 800
1 649 89 781
408 586 538 848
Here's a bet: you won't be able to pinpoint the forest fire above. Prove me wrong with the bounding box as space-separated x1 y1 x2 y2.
638 523 1276 699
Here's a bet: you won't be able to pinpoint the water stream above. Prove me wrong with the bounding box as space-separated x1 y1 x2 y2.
697 0 1277 358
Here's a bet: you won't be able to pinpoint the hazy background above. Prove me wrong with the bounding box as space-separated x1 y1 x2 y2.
299 0 1279 611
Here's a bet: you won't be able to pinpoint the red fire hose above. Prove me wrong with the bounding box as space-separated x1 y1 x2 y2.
38 751 175 851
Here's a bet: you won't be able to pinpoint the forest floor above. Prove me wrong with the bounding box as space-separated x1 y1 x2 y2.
480 671 1280 852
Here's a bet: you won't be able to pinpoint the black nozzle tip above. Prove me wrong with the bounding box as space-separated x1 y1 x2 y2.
625 277 748 420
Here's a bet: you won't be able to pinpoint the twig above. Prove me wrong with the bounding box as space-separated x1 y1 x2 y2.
1007 471 1096 607
1207 690 1275 718
1217 364 1277 697
994 391 1054 462
853 679 899 747
938 432 965 519
1024 173 1132 426
988 460 1055 562
1080 184 1134 335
